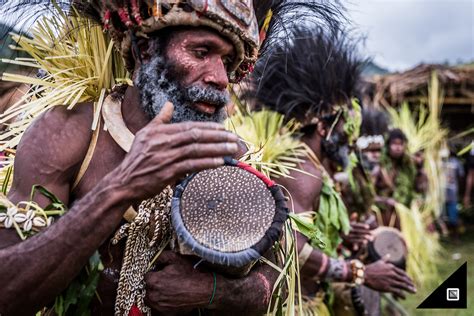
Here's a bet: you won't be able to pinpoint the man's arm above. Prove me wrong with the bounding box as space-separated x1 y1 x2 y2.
145 250 279 314
212 252 279 313
276 162 416 299
274 162 348 282
0 105 134 314
0 103 239 314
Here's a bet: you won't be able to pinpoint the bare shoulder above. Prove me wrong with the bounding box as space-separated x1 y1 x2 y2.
8 103 95 205
275 158 323 212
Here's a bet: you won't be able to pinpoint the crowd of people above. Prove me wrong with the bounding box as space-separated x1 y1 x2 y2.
0 1 472 315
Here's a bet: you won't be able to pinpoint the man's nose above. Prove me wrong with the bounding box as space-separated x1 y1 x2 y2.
203 57 229 90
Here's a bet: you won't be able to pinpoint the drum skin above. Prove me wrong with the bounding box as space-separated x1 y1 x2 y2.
368 227 407 269
171 159 288 276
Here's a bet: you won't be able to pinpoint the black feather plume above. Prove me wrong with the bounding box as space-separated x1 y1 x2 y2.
360 109 389 136
259 1 346 57
251 26 364 124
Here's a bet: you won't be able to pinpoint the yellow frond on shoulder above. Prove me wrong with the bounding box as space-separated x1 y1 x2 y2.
0 5 129 151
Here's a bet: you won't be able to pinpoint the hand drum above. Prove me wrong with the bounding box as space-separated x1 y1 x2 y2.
171 158 288 276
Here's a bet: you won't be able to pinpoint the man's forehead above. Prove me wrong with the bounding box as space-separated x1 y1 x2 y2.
164 27 234 50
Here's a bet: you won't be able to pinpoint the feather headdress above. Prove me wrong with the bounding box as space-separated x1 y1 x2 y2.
360 108 389 137
251 26 363 125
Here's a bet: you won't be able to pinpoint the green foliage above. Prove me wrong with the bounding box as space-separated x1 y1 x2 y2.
394 202 440 287
386 71 447 217
1 165 13 195
289 213 326 249
286 177 350 258
343 99 362 146
379 151 417 207
30 185 67 214
54 252 104 316
313 178 350 257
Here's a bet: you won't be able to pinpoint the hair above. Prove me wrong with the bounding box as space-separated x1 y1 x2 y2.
360 109 389 136
386 128 408 146
250 26 363 125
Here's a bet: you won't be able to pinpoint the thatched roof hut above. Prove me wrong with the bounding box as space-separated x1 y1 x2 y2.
360 64 474 134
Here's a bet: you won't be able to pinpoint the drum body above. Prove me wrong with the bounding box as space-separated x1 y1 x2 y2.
171 158 288 276
368 227 407 269
332 283 381 316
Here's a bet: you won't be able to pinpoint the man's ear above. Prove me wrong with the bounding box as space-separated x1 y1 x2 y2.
132 37 153 66
316 121 327 138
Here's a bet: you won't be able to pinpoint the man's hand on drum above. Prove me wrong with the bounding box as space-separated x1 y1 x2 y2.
342 213 373 251
112 102 239 202
364 255 417 299
145 251 219 313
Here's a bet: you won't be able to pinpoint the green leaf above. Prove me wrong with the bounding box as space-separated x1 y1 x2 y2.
328 193 340 230
318 195 330 225
1 166 13 195
30 185 67 213
53 251 103 315
337 198 350 234
288 214 325 248
289 214 317 239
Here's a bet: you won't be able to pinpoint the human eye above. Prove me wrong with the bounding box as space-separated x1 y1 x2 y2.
193 47 209 59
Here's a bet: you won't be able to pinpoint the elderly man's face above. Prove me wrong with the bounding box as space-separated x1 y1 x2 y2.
135 27 235 123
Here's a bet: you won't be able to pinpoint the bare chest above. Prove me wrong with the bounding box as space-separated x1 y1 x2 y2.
70 129 130 312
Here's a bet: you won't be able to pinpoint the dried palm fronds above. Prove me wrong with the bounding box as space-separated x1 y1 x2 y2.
225 108 311 179
386 72 444 287
225 108 329 314
386 72 447 217
262 220 303 316
0 3 129 151
368 63 474 108
394 202 440 287
225 108 307 314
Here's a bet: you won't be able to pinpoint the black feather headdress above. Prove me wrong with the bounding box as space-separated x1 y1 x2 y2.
251 26 363 125
360 109 389 137
258 1 345 57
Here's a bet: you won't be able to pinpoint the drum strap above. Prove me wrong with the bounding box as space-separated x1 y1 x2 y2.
72 95 137 221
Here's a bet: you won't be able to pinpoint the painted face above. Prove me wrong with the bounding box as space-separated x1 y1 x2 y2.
164 28 235 114
135 27 235 123
360 147 382 172
321 119 350 171
389 138 406 159
364 148 382 164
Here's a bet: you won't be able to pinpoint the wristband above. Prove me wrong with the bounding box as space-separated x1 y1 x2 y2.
350 259 365 285
316 253 329 277
326 258 346 281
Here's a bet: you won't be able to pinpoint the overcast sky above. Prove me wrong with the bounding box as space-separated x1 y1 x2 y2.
1 0 472 73
348 0 473 71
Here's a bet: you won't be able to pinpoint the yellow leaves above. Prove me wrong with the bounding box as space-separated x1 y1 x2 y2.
225 109 310 178
0 5 128 151
387 71 447 217
395 202 441 287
